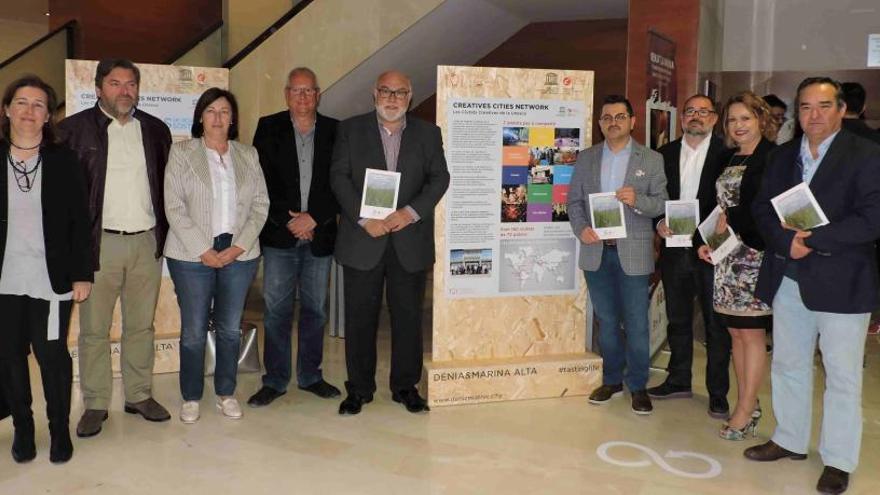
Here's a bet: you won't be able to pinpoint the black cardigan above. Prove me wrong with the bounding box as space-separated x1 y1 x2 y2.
719 137 775 250
0 141 93 294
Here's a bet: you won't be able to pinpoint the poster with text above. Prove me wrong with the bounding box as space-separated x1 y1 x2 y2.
444 96 587 298
645 31 677 150
65 60 229 141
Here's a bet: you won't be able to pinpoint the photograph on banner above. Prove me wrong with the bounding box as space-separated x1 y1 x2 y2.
360 169 401 219
646 92 677 151
589 192 627 239
65 59 229 141
444 97 586 298
450 249 493 277
665 199 699 247
770 182 829 230
699 206 740 264
645 31 677 150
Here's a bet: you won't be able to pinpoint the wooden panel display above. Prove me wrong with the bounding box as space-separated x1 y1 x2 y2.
428 65 601 407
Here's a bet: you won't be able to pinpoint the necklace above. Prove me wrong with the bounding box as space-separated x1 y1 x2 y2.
727 152 751 168
9 139 41 151
8 152 41 193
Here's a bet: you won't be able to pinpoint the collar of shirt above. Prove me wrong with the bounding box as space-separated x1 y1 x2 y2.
378 115 407 136
799 130 838 164
682 133 711 156
203 139 232 167
799 130 839 185
291 118 316 138
602 136 633 158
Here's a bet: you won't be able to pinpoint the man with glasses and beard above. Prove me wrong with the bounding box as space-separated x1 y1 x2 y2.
648 95 731 419
330 70 449 415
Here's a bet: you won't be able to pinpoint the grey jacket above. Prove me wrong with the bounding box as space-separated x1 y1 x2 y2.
164 138 269 262
567 139 667 276
330 112 449 272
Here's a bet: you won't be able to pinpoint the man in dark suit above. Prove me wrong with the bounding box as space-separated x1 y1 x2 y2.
840 82 880 145
330 70 449 415
746 77 880 495
248 67 341 407
648 94 731 418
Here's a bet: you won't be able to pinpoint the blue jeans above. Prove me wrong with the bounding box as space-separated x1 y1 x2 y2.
261 244 332 391
584 247 650 391
167 234 259 401
770 276 869 472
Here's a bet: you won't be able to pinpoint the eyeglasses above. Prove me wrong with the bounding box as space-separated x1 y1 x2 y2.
288 87 317 97
599 113 630 124
376 87 411 100
684 108 715 117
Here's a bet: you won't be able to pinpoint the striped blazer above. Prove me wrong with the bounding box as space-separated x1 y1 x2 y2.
164 138 269 262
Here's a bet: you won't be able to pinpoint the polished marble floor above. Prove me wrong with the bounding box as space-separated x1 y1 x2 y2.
1 297 878 495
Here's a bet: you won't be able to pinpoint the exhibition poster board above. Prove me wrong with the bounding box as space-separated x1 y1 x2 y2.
429 66 601 406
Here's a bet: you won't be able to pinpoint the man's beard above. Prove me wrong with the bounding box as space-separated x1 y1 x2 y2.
684 125 709 137
376 104 406 123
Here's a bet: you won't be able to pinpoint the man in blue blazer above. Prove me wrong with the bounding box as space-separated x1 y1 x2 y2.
567 95 668 415
330 70 449 415
747 77 880 495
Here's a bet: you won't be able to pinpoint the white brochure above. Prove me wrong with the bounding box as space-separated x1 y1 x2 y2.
770 182 829 231
665 199 699 247
360 168 401 220
698 205 740 265
589 192 627 240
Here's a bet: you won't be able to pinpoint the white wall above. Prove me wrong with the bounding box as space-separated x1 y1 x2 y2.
722 0 880 72
0 19 49 61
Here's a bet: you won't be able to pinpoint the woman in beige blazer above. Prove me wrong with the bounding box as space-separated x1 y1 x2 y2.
164 88 268 424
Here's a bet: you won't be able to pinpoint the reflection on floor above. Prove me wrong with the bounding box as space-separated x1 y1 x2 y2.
1 296 879 495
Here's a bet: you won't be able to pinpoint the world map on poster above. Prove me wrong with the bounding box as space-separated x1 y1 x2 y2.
499 239 577 293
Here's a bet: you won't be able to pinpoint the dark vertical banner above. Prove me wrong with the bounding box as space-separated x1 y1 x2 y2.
645 30 677 150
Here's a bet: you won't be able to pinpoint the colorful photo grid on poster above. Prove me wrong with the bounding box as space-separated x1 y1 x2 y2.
501 127 578 223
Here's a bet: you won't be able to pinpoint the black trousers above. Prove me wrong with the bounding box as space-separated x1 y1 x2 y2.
342 244 426 396
659 248 731 399
0 295 73 433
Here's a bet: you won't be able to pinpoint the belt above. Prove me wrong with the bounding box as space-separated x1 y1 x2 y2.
603 239 617 247
103 228 151 236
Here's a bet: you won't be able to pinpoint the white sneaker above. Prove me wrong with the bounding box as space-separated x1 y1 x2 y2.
216 397 243 419
180 401 200 424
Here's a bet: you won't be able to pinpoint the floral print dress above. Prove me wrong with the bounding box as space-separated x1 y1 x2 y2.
713 155 771 320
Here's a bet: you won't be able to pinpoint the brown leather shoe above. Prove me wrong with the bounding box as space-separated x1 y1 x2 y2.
124 398 171 422
588 384 623 404
743 440 807 462
76 409 108 438
817 466 849 494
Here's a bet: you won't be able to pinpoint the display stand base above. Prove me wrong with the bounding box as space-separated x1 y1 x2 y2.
424 352 602 407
